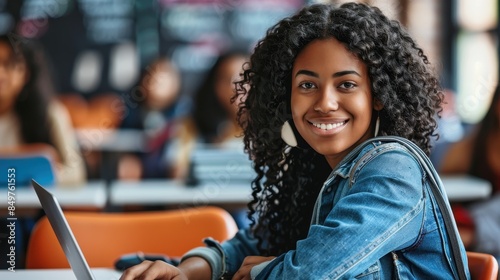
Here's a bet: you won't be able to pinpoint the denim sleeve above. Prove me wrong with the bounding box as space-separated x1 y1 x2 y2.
183 228 260 278
257 148 426 279
220 228 260 276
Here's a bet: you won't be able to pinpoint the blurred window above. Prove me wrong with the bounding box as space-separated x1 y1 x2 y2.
455 0 499 124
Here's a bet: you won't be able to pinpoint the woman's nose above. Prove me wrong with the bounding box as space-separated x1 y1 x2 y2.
314 87 339 113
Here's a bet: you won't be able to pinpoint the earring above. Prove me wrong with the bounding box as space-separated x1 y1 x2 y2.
281 120 298 147
374 114 380 137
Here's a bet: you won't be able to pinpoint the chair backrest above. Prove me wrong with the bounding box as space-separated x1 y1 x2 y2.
0 143 58 187
58 93 124 129
26 206 239 268
467 251 499 280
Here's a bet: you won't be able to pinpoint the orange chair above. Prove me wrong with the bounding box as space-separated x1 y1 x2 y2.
26 206 238 268
58 93 124 129
467 251 499 280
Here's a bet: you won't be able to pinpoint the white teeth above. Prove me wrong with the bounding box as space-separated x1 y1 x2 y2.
313 121 345 131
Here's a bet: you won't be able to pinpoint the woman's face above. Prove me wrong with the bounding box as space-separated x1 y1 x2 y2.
0 42 27 114
291 38 376 168
215 55 247 118
142 60 180 110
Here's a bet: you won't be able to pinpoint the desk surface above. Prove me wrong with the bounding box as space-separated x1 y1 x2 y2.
110 179 252 206
0 176 490 210
440 175 492 202
0 181 107 209
110 175 492 206
76 128 146 152
0 268 122 280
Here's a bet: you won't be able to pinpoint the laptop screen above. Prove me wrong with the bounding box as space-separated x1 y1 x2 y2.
31 179 95 280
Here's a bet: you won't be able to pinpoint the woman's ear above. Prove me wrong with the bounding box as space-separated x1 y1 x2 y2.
373 99 383 111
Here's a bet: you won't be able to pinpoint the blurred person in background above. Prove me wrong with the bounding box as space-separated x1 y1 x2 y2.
117 57 191 180
183 51 251 228
0 34 86 185
439 85 500 260
0 33 86 269
189 51 249 146
168 50 252 178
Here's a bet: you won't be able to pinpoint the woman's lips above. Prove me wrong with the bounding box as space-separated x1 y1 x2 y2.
308 119 348 135
311 121 346 130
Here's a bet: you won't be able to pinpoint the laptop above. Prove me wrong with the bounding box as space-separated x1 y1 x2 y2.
32 179 123 280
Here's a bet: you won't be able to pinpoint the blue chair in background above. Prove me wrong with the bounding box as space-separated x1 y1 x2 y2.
0 143 58 269
0 143 57 188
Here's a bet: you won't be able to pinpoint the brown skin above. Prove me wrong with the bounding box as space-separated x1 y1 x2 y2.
231 256 276 280
142 59 181 111
291 38 382 169
0 42 27 115
120 257 209 280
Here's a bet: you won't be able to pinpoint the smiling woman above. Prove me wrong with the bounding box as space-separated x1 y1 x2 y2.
119 3 469 280
291 38 379 167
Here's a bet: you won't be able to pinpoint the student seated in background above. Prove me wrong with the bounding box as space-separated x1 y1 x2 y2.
0 35 86 186
439 85 500 259
181 51 251 227
189 51 249 146
121 3 469 279
182 50 250 172
118 57 191 180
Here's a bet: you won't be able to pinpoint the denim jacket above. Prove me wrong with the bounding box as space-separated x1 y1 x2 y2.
183 140 470 279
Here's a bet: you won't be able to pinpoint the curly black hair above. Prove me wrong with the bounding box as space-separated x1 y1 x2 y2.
234 2 444 256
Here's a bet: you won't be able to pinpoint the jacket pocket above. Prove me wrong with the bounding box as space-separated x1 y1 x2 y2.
355 262 380 280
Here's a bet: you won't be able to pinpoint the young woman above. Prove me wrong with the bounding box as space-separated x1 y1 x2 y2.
118 57 190 180
190 51 249 145
177 51 250 182
120 3 469 279
0 35 86 185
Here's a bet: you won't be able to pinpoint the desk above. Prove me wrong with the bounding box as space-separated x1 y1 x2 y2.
441 175 492 202
110 176 491 207
0 181 107 209
3 176 478 209
0 268 122 279
76 129 146 153
110 179 252 206
76 129 146 182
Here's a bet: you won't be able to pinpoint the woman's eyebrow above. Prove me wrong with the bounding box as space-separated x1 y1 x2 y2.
332 70 361 77
294 69 361 78
295 69 318 78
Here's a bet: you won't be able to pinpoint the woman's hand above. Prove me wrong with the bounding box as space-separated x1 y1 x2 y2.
120 260 187 280
232 256 275 280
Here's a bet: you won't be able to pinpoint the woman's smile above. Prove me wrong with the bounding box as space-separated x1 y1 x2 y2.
308 119 348 134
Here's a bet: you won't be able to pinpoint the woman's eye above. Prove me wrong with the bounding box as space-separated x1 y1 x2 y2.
299 82 315 89
339 82 356 90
